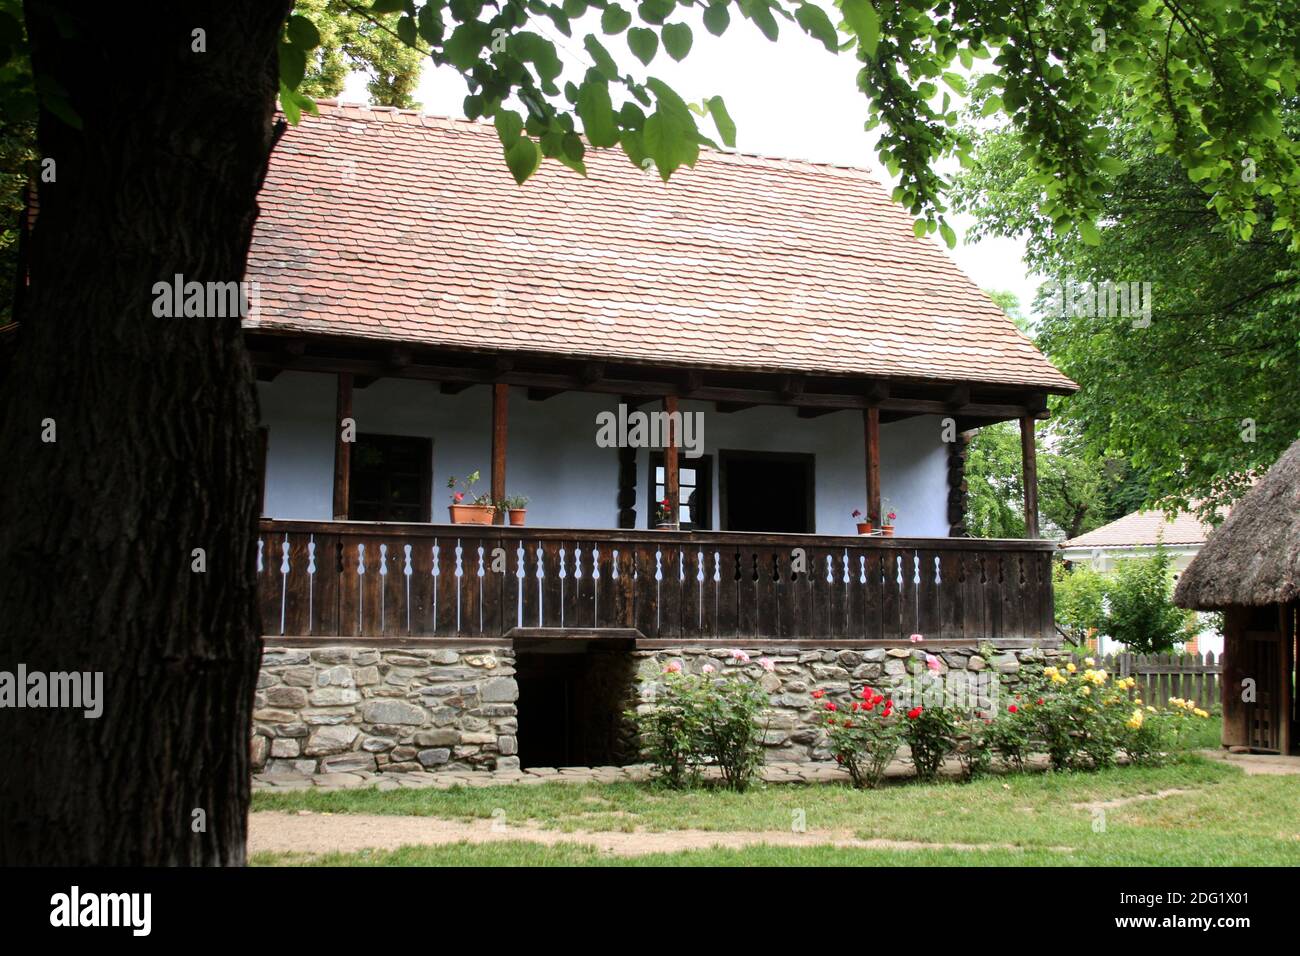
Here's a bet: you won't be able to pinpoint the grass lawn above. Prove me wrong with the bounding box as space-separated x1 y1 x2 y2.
251 751 1300 867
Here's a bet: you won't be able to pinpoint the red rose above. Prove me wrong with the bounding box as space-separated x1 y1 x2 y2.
1008 704 1018 714
812 688 825 699
907 706 923 719
825 702 837 711
882 708 892 718
1037 698 1045 706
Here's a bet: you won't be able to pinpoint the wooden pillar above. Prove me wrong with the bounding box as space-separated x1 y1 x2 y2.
1020 415 1039 538
664 395 679 528
491 383 508 524
332 371 353 520
864 406 881 525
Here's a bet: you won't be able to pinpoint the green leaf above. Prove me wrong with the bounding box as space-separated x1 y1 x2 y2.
601 5 633 34
939 221 957 248
509 32 563 81
577 80 620 148
396 14 418 49
504 137 542 185
583 34 621 81
644 77 700 177
980 93 1003 117
795 4 838 52
706 95 736 148
563 0 587 16
628 27 658 66
703 4 730 36
638 0 675 25
443 22 490 70
286 14 321 50
912 219 927 238
1078 220 1102 245
662 23 692 61
278 42 307 88
370 0 408 12
417 5 444 44
840 0 879 57
495 109 525 146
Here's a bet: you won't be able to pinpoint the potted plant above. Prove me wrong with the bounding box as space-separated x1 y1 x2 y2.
501 494 529 527
851 508 873 535
653 497 676 530
446 472 495 525
881 507 896 536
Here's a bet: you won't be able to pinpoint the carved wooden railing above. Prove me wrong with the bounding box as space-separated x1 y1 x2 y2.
256 519 1056 643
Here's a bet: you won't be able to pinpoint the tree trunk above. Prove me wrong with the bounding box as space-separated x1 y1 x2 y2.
0 1 291 864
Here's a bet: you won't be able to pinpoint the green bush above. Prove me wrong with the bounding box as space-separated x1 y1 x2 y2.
630 656 769 792
901 704 959 782
1053 561 1107 642
1102 544 1198 654
816 686 903 789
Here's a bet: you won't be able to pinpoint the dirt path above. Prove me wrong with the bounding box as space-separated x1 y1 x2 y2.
249 811 1072 858
1073 788 1193 812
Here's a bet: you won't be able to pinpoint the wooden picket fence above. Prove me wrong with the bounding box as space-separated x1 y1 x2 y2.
1070 651 1221 711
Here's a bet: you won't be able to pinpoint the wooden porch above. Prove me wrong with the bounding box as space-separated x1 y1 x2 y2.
256 519 1056 646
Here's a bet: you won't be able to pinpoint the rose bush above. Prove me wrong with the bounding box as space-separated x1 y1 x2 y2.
816 686 902 789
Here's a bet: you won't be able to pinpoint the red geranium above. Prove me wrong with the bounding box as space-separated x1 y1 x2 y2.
907 706 923 719
453 491 465 503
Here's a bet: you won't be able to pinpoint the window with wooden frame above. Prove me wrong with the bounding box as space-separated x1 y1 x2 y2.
648 453 712 530
348 433 432 522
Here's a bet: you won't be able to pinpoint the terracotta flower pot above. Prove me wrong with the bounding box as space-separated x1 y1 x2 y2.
882 525 895 537
448 503 495 525
508 508 527 527
856 522 874 535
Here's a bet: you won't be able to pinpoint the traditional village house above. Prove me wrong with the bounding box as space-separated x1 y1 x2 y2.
245 102 1077 774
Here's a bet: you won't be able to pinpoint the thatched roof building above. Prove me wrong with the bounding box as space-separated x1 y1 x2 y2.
1174 438 1300 611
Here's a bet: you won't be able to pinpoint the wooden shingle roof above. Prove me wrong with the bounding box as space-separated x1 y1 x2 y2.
246 101 1076 392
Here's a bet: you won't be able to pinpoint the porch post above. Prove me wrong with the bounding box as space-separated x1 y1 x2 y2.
664 394 680 528
491 383 508 524
1020 414 1040 538
864 406 881 525
332 371 353 520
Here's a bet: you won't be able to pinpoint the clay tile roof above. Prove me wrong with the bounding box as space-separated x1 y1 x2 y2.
1062 509 1216 550
245 101 1076 391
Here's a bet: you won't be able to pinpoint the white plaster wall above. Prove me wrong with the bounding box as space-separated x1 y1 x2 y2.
258 372 953 537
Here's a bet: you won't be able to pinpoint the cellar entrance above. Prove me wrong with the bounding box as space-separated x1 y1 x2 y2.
513 641 636 769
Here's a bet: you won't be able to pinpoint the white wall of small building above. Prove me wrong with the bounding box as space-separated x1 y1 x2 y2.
257 371 953 538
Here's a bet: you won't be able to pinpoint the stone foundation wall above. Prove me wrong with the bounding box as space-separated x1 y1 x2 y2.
632 643 1063 763
251 645 518 775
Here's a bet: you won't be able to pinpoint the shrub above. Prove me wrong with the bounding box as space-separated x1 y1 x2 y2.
629 654 770 792
697 666 769 792
1027 660 1132 770
902 704 959 781
983 701 1035 772
1102 543 1198 653
628 666 707 789
953 716 995 780
1053 562 1107 644
1121 696 1214 765
816 686 902 789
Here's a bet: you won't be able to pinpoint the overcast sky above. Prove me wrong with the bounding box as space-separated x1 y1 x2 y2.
341 11 1041 310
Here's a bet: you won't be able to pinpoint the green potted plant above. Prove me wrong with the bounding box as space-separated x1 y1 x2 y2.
881 503 896 537
501 494 529 527
653 496 676 530
851 508 873 535
446 471 495 525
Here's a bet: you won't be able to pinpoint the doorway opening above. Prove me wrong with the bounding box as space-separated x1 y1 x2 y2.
720 450 815 533
513 642 636 768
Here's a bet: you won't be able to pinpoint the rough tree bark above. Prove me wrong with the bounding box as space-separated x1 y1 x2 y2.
0 2 291 864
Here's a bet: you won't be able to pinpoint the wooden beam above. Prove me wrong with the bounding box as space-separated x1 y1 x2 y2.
864 406 881 525
864 380 891 404
681 370 704 396
716 401 757 414
1020 414 1040 538
579 362 606 386
491 384 508 524
332 371 353 520
780 375 805 400
945 384 971 409
664 395 680 528
797 406 840 419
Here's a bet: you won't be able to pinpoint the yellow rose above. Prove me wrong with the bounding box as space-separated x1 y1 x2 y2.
1085 657 1096 666
1080 686 1091 696
1067 662 1077 673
